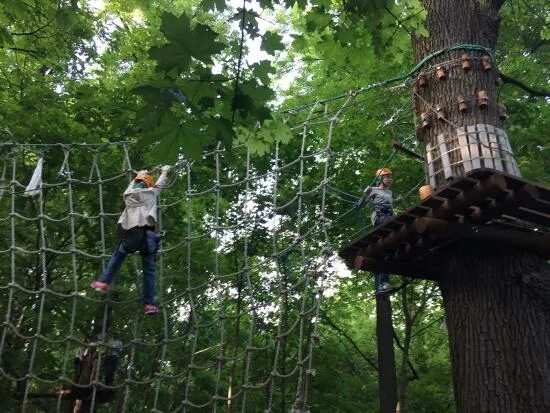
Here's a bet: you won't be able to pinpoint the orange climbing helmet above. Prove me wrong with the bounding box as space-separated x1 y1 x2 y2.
375 168 392 177
134 172 154 188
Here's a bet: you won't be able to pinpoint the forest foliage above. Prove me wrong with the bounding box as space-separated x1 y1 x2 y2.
0 0 548 412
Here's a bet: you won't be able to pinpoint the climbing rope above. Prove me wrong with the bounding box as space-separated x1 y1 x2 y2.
0 72 426 412
282 44 496 115
0 139 342 412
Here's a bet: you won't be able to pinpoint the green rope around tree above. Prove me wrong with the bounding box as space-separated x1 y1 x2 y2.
282 44 495 114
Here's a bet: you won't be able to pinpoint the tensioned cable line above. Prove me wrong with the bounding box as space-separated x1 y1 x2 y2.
281 44 496 115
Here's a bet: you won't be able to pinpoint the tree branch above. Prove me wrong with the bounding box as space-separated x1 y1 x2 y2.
410 315 445 339
10 18 56 37
391 328 419 380
530 39 549 54
231 0 247 125
384 6 411 35
0 45 41 57
499 72 550 97
320 313 379 372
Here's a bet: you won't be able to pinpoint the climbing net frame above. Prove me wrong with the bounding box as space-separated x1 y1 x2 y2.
0 73 428 412
1 39 539 413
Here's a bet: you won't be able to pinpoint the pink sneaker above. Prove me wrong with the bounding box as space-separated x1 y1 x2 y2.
144 304 160 315
90 281 109 293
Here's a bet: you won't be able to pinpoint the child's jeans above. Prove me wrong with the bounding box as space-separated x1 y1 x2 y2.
100 230 159 305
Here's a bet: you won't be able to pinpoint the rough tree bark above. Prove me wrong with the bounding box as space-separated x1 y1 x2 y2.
410 1 550 412
439 244 550 412
412 0 511 188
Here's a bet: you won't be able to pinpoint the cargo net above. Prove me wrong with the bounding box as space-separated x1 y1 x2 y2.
0 86 418 413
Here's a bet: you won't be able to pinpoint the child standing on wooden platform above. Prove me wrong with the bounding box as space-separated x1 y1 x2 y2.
357 168 394 294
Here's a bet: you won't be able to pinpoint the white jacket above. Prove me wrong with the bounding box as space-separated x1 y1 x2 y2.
117 172 168 230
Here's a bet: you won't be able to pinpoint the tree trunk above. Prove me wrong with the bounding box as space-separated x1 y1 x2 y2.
411 2 550 412
438 244 550 412
413 0 504 58
397 288 412 413
376 294 398 413
411 0 519 189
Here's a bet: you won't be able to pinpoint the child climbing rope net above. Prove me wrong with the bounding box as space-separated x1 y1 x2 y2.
90 166 171 314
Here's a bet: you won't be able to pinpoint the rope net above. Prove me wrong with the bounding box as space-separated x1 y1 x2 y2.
0 82 422 412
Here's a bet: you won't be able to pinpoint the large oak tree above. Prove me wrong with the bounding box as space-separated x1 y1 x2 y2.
412 2 549 412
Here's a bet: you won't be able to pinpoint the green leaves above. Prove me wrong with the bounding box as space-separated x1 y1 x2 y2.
259 117 293 145
135 82 225 160
334 26 356 46
0 0 28 16
134 85 174 130
251 60 276 85
233 8 261 39
344 0 387 14
142 112 213 162
0 27 13 46
260 32 284 53
149 12 225 75
140 10 290 162
0 2 547 411
199 0 227 12
542 17 550 40
55 7 79 28
235 116 293 156
257 0 275 8
235 80 274 121
283 0 309 8
305 8 332 32
403 0 428 37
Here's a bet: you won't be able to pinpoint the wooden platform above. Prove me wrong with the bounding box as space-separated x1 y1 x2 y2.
339 169 550 280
